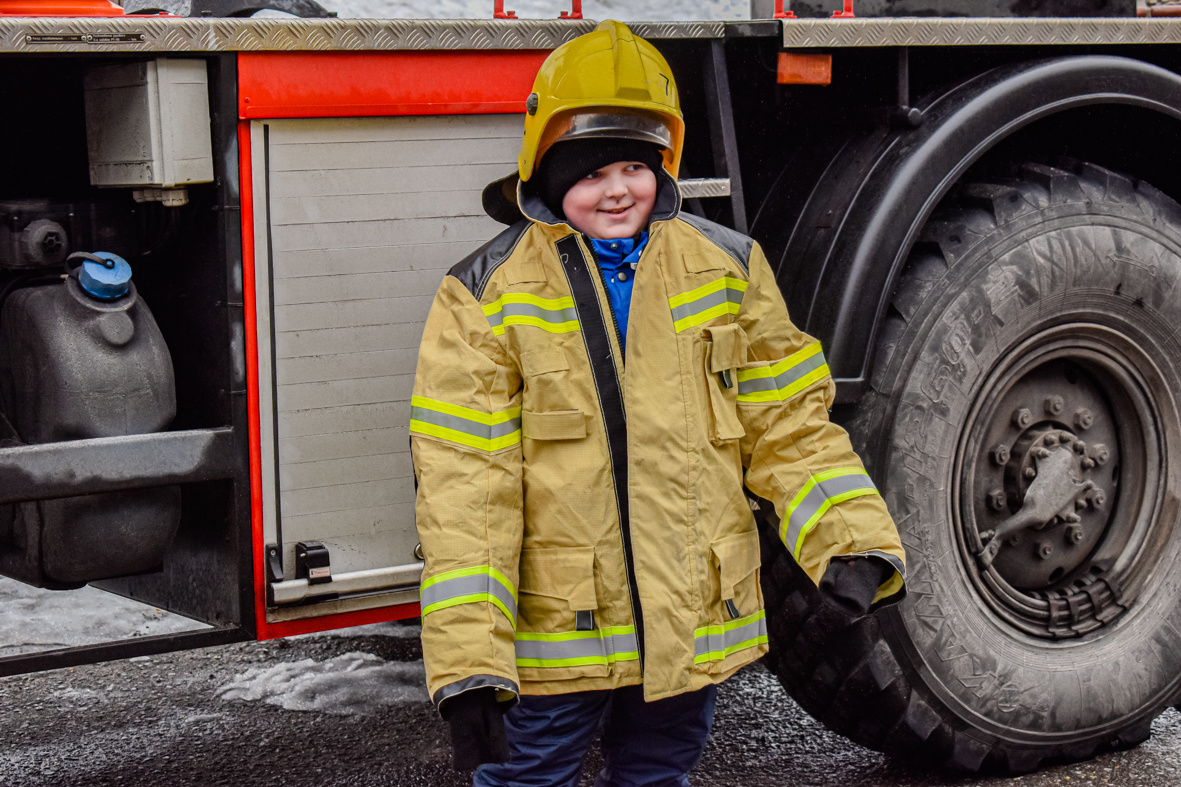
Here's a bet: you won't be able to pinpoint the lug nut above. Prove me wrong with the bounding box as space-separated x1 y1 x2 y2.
1013 408 1033 429
1076 497 1088 509
1073 440 1087 455
1074 408 1094 430
1081 458 1095 470
1091 444 1109 466
1066 523 1085 544
991 443 1011 465
1036 541 1054 560
1024 467 1037 479
1044 396 1065 415
1088 489 1107 510
987 488 1007 511
1063 512 1082 523
1043 432 1059 446
1034 447 1051 459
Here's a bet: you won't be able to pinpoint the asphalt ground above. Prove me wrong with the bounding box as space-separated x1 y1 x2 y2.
3 624 1181 787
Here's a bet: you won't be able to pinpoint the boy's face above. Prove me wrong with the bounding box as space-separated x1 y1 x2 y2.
561 160 658 239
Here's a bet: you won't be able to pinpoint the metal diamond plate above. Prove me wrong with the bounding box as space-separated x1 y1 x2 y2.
1 17 722 53
678 178 732 199
781 17 1181 47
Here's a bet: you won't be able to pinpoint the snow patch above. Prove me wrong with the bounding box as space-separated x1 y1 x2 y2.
217 652 428 715
0 576 207 657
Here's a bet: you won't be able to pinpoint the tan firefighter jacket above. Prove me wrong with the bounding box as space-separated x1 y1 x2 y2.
410 168 906 711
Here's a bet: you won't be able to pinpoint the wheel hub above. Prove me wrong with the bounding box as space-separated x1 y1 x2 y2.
955 326 1160 639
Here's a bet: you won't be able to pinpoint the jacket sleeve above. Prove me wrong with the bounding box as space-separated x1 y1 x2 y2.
733 245 906 607
410 274 524 711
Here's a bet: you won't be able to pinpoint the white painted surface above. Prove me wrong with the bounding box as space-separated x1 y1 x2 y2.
255 114 520 583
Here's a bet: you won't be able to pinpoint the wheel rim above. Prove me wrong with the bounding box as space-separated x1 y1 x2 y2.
954 322 1167 639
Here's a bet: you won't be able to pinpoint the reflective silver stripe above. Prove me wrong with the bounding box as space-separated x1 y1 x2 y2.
515 627 639 667
482 294 580 335
421 573 517 618
409 406 521 441
485 301 579 329
693 612 767 663
419 567 518 628
408 396 522 452
782 470 879 559
670 287 743 325
668 277 748 332
736 350 827 396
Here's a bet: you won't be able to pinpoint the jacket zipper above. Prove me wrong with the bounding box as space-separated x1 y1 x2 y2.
579 234 644 670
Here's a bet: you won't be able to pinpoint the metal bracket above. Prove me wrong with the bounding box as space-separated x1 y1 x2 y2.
702 39 748 234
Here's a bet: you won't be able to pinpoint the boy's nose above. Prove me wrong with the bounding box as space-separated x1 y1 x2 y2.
603 174 628 198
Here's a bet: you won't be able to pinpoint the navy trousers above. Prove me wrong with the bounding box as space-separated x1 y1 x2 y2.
472 684 717 787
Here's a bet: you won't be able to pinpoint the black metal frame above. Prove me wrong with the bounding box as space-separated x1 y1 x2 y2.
0 53 256 677
758 54 1181 401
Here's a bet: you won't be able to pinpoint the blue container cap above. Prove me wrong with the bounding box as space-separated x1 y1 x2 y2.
78 252 132 301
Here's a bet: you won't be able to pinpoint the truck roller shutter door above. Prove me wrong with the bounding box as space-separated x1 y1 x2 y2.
249 114 519 625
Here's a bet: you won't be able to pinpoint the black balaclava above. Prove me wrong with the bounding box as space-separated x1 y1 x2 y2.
535 138 665 219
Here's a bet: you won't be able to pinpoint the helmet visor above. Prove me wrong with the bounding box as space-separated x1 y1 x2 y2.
547 110 673 152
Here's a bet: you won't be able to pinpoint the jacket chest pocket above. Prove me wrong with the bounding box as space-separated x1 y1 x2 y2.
516 547 617 681
521 348 578 417
700 324 748 444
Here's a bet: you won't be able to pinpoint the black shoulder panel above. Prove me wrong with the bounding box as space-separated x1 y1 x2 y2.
678 213 754 274
448 219 531 299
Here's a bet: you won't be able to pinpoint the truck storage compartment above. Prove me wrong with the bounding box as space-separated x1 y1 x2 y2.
0 54 249 632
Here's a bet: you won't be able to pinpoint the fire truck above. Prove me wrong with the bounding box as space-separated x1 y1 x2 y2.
4 0 1181 773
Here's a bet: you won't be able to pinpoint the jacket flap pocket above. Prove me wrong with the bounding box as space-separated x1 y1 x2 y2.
710 530 761 600
505 260 547 284
522 349 569 377
703 324 748 373
684 252 726 274
518 547 597 610
522 409 587 440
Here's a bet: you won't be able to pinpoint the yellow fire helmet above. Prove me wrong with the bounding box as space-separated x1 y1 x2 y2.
519 19 684 183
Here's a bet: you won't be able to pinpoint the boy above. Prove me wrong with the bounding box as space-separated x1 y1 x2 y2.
410 21 906 786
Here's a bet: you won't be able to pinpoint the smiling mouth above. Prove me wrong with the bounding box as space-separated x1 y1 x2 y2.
600 205 633 215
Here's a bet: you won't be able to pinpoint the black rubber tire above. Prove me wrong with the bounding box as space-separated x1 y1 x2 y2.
759 160 1181 774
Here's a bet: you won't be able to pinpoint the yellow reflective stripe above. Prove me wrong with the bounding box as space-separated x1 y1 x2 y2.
780 468 880 560
668 277 749 308
668 276 748 333
420 593 516 628
421 565 517 600
409 396 522 452
673 301 743 333
494 315 581 335
408 421 522 451
483 292 576 312
514 626 639 668
420 565 518 629
483 292 581 336
693 610 768 663
410 396 520 426
736 344 824 382
736 343 830 403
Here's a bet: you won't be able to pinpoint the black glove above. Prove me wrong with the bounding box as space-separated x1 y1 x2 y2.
441 687 510 771
819 556 894 620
